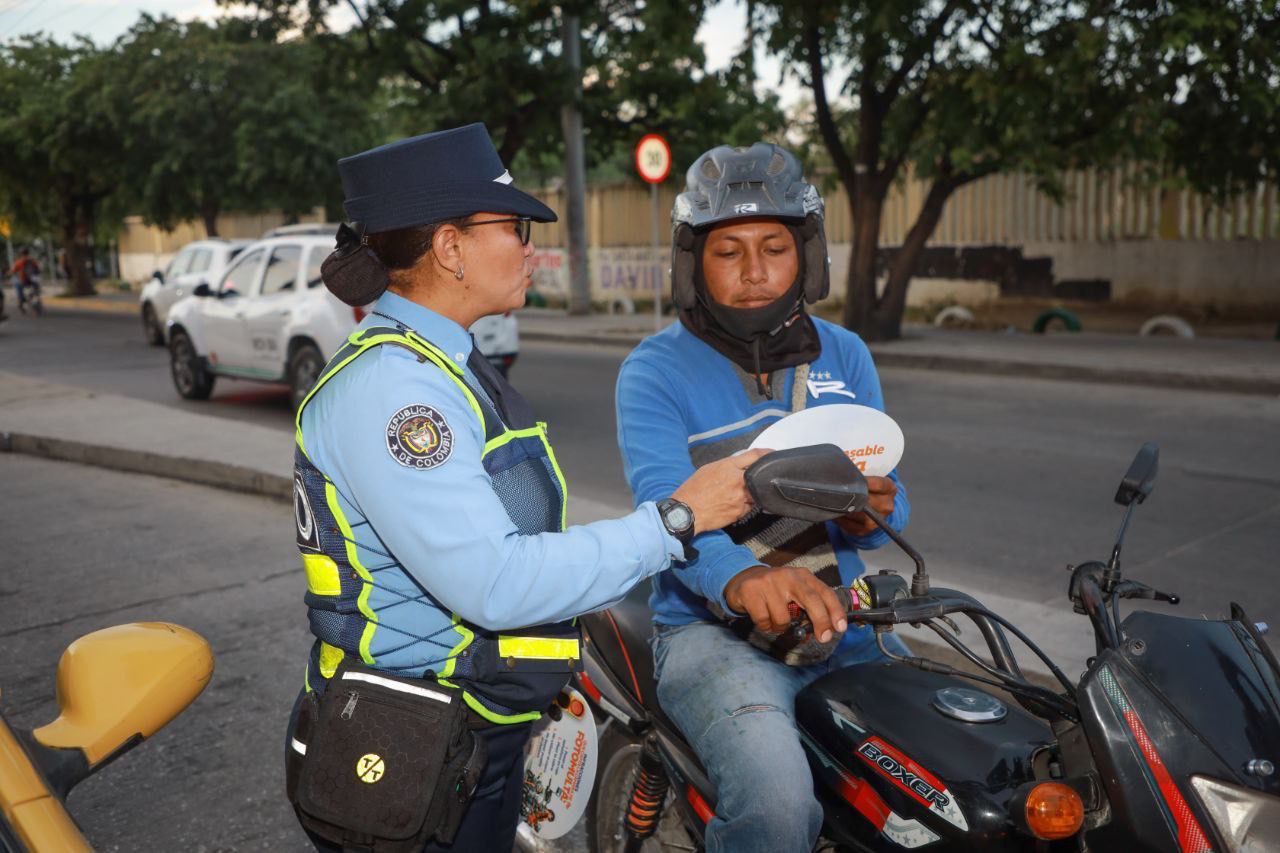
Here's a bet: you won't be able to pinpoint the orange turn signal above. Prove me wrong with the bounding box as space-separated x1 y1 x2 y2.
1025 782 1085 840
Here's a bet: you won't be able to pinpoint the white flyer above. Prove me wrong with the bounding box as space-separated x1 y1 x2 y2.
748 405 905 477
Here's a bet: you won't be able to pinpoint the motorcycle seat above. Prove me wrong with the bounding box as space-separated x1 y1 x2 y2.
582 584 720 811
584 583 662 713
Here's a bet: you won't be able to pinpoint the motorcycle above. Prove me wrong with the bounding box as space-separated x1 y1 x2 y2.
576 443 1280 852
0 622 213 851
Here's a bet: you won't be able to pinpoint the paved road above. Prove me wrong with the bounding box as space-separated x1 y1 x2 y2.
5 309 1280 663
0 454 311 852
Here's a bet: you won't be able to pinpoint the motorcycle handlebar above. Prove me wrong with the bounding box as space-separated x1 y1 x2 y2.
845 593 972 625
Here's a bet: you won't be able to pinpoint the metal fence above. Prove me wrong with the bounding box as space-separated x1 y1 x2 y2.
117 171 1278 258
527 168 1280 248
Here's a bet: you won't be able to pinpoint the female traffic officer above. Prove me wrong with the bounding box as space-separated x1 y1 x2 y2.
285 124 764 852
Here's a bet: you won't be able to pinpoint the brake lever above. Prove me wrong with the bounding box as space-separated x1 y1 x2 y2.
1116 580 1181 605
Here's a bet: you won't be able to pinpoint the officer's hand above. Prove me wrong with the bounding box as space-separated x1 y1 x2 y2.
672 448 769 534
835 476 897 537
724 565 849 643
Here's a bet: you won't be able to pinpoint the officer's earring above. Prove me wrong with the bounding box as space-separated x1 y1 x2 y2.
454 264 465 281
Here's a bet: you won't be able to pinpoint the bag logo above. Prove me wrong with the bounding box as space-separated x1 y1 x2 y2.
356 753 386 784
386 404 453 469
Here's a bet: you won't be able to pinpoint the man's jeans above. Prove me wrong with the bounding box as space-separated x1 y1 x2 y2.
652 620 909 853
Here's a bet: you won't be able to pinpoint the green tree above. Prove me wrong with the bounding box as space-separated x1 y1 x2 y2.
0 37 129 295
758 0 1148 340
1140 0 1279 202
579 0 784 180
237 0 783 183
113 16 375 236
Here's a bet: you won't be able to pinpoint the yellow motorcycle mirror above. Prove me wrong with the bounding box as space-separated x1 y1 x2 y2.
32 622 213 767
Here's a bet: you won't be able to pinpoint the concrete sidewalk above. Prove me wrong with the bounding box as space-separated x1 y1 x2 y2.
0 371 296 499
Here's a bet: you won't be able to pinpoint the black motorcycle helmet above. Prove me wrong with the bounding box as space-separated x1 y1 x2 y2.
670 143 829 341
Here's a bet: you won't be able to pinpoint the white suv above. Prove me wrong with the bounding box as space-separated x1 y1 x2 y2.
140 239 250 345
165 234 520 409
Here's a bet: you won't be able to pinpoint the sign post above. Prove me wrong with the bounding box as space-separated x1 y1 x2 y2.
635 134 672 331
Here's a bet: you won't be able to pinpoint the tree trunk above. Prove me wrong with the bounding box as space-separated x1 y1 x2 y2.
201 203 220 238
872 178 959 341
61 219 93 297
841 186 886 338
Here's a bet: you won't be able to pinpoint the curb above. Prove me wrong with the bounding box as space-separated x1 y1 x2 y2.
1 431 291 501
44 298 138 316
519 329 1280 396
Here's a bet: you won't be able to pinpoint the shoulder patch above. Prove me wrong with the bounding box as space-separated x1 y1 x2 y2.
386 404 453 469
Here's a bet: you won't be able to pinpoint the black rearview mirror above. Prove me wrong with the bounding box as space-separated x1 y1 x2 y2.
192 283 213 298
745 444 868 522
1115 442 1159 506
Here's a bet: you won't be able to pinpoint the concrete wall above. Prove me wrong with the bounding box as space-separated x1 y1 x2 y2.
1021 239 1280 305
117 209 326 284
527 244 1002 309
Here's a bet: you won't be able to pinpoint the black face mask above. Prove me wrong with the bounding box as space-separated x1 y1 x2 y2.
678 228 822 397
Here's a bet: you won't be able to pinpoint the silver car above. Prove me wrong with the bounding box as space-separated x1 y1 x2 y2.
140 239 250 345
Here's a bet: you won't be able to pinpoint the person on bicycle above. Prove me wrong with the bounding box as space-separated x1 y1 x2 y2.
8 248 40 313
615 142 911 853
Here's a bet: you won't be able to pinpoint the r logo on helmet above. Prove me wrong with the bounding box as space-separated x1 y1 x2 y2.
734 202 759 214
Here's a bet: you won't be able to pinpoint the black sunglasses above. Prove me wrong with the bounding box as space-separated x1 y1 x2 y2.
468 216 533 245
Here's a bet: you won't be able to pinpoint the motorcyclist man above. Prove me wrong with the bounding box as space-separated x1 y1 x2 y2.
615 142 911 852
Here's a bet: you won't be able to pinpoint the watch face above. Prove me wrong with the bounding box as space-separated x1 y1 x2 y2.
666 504 692 531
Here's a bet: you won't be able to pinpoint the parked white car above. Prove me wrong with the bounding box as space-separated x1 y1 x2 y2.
140 239 250 345
165 234 520 409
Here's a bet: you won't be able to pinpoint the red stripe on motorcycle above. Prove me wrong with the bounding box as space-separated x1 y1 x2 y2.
855 736 949 811
837 773 890 831
575 670 603 704
685 784 715 825
1121 710 1213 853
603 610 644 701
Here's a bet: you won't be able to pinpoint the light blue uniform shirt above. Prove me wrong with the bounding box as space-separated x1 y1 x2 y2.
300 291 682 650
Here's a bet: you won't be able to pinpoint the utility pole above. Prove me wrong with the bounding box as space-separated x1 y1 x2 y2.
561 11 590 316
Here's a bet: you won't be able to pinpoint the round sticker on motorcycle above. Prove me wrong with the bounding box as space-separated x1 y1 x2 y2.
520 687 597 839
748 405 904 476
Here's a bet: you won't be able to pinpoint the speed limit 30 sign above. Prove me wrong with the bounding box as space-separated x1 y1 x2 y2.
635 134 672 184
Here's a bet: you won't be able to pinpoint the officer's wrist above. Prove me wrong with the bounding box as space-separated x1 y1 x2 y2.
656 498 698 561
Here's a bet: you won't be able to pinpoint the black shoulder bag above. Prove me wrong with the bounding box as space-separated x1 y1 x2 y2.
286 661 486 851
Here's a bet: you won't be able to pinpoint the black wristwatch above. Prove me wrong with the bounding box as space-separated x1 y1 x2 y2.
656 498 698 561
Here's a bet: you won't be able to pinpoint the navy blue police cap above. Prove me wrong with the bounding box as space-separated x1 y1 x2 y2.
338 123 557 233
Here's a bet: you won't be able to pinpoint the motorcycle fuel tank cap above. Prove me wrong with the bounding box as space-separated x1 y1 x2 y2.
931 687 1007 723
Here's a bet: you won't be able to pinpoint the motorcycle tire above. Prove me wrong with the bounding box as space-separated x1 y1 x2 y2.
585 723 697 853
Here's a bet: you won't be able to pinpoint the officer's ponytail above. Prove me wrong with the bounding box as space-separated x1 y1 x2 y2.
322 217 472 306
